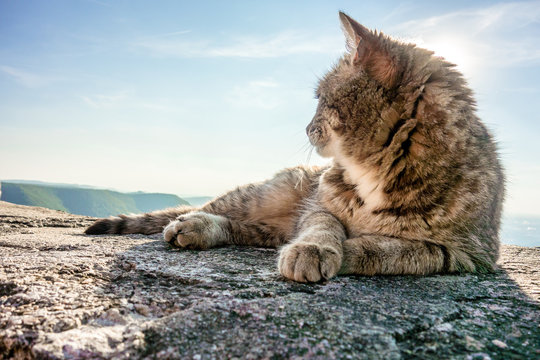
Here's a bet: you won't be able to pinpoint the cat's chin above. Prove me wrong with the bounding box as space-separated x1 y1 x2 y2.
315 145 334 158
313 136 338 158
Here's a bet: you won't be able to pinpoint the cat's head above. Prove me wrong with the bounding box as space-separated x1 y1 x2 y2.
307 12 469 164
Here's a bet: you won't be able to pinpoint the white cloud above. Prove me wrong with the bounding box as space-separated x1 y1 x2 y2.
0 65 57 88
80 91 129 108
226 79 283 109
80 90 181 113
393 1 540 35
133 30 341 59
225 78 315 112
391 1 540 69
141 30 192 38
130 2 540 68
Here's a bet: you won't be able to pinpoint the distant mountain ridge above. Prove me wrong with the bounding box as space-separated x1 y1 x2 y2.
181 196 213 207
0 181 190 217
1 179 103 189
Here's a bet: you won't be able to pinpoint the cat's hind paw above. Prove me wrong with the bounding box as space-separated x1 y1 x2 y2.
278 242 342 283
163 212 227 250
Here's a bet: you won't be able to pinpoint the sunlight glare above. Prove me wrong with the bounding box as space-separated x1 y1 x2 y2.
416 37 476 76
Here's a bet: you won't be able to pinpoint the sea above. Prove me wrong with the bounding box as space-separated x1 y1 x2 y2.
501 215 540 247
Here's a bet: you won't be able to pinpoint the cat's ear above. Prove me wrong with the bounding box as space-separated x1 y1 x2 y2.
338 12 400 88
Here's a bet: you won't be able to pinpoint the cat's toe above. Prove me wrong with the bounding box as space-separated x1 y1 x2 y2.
162 214 217 249
162 219 199 248
163 221 180 243
278 243 341 283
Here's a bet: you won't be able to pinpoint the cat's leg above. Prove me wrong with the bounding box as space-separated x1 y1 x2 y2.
278 209 347 282
163 166 321 249
162 211 273 248
162 210 291 249
85 206 196 235
86 166 318 237
339 235 452 276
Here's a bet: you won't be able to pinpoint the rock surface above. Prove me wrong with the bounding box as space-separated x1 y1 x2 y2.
0 200 539 359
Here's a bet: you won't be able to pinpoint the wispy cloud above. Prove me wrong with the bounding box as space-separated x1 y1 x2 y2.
83 0 113 7
0 65 58 88
226 79 282 109
225 78 313 110
80 91 130 108
141 30 192 39
391 1 540 69
80 90 181 113
394 1 540 34
133 30 341 59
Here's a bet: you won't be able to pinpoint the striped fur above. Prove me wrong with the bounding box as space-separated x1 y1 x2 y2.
85 12 504 282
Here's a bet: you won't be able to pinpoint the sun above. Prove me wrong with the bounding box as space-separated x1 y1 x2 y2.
415 36 476 76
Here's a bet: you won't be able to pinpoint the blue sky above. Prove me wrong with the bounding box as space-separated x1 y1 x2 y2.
1 0 539 216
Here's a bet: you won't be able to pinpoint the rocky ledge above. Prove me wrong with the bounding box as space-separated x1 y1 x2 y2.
0 200 539 359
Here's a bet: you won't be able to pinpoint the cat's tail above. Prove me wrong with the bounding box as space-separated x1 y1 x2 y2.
85 206 195 235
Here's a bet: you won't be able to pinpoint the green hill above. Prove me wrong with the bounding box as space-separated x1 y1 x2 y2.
182 196 213 207
0 181 189 217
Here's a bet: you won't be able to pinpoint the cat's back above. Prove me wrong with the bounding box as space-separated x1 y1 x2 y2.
313 40 504 272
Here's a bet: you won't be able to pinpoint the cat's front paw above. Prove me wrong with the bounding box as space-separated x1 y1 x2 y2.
163 212 227 249
278 242 342 283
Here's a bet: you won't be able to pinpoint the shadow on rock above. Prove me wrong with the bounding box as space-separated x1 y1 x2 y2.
101 240 540 359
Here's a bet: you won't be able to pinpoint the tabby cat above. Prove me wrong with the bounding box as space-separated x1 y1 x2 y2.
86 12 505 283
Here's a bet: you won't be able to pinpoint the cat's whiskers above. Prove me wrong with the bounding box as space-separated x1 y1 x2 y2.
291 140 313 163
290 138 312 158
305 145 314 165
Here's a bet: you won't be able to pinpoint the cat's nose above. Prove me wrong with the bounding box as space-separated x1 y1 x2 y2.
306 120 315 135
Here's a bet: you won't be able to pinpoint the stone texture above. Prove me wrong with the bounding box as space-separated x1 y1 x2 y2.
0 200 539 359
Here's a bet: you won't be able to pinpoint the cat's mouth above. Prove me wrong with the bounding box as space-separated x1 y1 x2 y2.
309 135 325 153
310 131 335 158
307 123 334 156
307 124 325 145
